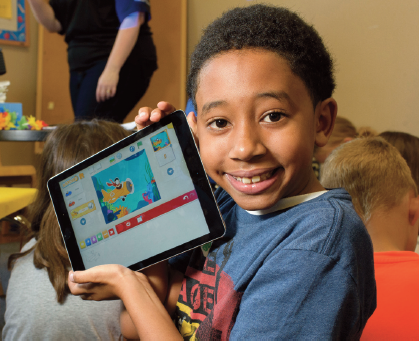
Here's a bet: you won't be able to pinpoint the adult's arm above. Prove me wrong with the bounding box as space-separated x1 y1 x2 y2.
96 12 145 103
27 0 61 32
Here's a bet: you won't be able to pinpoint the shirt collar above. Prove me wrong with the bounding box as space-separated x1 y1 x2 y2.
246 191 328 216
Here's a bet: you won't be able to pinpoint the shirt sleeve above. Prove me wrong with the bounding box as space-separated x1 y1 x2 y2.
230 248 368 340
115 0 151 23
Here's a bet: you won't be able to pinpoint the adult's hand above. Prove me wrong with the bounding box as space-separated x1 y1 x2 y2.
96 68 119 102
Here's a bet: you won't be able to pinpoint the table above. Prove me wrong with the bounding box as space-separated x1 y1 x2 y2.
0 187 37 220
0 129 52 142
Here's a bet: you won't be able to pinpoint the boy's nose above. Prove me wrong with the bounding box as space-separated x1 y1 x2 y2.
228 126 266 161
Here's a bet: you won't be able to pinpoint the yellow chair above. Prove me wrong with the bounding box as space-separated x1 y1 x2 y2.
0 187 37 220
0 187 37 296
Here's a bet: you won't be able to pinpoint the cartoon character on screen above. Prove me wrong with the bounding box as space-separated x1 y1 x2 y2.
102 177 135 204
107 178 123 190
152 138 162 150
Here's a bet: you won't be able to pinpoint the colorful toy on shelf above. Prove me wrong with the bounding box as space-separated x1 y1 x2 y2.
0 110 48 130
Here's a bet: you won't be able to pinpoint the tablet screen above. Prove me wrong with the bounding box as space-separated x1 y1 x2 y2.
50 111 224 270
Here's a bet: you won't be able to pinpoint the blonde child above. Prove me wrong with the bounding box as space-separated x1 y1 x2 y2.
320 137 419 339
313 116 377 179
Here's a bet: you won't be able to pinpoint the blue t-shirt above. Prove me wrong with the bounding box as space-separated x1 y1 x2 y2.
169 188 376 339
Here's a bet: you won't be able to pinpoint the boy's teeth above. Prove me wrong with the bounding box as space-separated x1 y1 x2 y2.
252 175 261 183
233 171 273 184
242 177 251 184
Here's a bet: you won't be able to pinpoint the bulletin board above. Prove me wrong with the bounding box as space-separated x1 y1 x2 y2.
0 0 29 46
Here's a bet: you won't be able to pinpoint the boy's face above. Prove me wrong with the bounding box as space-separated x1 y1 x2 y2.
194 49 335 210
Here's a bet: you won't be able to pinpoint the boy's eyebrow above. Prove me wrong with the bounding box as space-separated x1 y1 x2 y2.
201 92 290 117
256 91 291 102
201 100 227 116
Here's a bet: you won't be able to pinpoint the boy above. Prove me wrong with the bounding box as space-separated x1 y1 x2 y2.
68 5 376 339
321 137 419 339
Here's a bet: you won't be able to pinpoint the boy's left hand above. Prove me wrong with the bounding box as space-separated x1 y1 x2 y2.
68 264 146 301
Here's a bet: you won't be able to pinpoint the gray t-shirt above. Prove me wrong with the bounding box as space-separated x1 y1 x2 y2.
3 238 122 340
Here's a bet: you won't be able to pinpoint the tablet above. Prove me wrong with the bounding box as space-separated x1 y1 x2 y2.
48 110 226 271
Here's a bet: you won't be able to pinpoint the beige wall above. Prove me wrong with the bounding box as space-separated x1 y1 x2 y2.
188 0 419 136
1 1 418 168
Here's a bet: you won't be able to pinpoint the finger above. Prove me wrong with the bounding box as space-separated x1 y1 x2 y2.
96 85 101 102
109 85 117 98
98 87 108 103
80 294 92 301
135 107 154 130
157 101 176 114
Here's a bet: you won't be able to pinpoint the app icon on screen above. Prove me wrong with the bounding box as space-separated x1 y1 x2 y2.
80 241 86 249
97 233 103 241
85 238 91 246
102 230 109 238
108 228 115 236
91 236 97 244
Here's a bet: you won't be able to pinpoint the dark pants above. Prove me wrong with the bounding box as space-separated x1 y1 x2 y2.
70 59 154 123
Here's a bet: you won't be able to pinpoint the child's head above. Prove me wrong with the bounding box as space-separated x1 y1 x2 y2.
379 131 419 190
321 137 418 223
187 4 335 110
314 116 377 163
186 5 337 210
26 120 130 302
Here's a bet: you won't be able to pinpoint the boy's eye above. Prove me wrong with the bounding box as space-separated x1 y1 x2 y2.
262 112 283 123
209 119 228 128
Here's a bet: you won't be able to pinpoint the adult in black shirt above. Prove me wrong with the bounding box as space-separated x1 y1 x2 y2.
28 0 157 123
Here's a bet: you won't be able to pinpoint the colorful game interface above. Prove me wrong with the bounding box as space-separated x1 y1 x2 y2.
92 149 161 224
150 130 171 152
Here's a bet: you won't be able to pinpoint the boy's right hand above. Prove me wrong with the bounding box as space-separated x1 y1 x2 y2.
135 101 177 131
135 101 198 145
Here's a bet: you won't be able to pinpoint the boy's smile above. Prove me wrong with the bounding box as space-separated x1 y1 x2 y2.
194 49 335 210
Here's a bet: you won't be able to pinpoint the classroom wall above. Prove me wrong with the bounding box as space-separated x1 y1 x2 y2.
1 1 418 168
0 10 39 168
188 0 419 136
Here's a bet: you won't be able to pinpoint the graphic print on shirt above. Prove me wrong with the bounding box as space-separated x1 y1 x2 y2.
175 241 243 340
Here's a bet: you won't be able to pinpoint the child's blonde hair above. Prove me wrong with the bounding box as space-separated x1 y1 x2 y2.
328 117 377 146
320 137 417 222
379 131 419 191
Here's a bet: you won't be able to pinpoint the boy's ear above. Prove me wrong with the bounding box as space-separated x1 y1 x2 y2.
408 194 419 228
314 98 337 148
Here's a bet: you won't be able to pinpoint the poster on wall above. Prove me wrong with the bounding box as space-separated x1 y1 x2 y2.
0 0 28 46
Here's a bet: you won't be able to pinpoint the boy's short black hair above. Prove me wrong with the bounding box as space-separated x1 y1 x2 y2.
187 4 335 110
